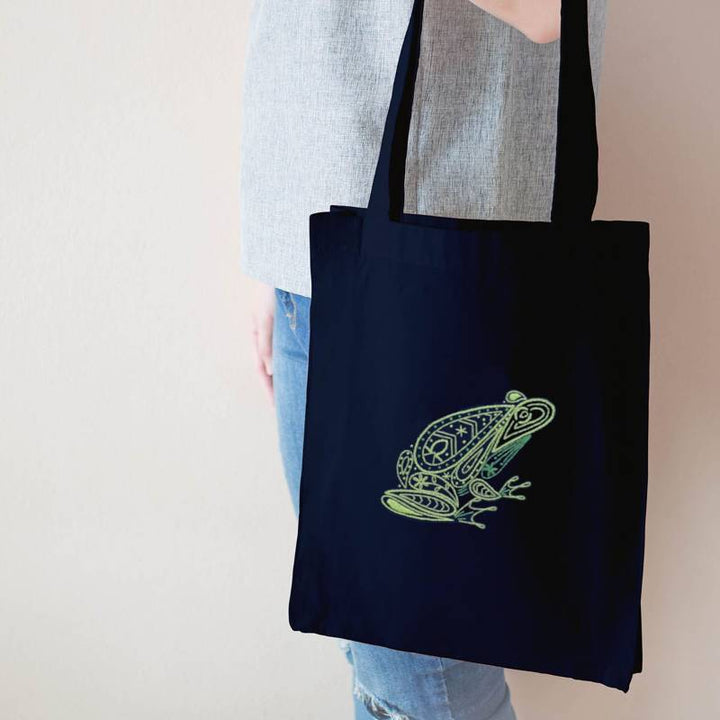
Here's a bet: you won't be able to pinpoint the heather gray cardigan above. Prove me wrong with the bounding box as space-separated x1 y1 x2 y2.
240 0 607 296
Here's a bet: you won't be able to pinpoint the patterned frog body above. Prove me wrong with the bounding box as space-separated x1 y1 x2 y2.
380 390 556 530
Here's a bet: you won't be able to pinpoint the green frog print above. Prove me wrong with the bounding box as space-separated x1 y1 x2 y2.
381 390 556 530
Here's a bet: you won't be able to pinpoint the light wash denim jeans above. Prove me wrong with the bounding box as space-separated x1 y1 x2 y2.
273 289 517 720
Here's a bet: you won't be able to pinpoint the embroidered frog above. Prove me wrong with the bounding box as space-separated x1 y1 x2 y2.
380 390 556 530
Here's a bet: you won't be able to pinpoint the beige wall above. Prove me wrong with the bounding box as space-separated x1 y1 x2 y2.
1 1 718 718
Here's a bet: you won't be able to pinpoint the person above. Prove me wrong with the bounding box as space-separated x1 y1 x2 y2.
242 1 607 717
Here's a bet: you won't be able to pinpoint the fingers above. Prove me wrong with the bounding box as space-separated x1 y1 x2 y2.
257 311 273 376
255 311 274 404
247 279 276 405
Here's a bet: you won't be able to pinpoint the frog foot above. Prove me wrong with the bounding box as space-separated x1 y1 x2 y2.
456 503 498 530
498 475 532 501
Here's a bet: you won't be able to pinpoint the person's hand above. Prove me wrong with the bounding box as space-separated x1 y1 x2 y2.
249 278 275 404
470 0 561 44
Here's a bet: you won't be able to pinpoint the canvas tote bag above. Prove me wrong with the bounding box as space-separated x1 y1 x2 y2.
289 0 650 691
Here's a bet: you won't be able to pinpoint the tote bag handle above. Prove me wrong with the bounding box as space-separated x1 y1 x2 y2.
366 0 599 226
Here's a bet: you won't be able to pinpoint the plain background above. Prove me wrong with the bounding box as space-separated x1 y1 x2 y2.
1 0 718 718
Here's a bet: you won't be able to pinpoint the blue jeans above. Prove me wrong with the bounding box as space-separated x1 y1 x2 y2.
273 289 517 720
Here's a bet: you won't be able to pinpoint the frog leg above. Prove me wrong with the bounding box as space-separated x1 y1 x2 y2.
465 477 501 502
455 501 498 530
381 479 459 523
497 475 532 500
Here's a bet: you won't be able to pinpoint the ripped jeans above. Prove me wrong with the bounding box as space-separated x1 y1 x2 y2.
273 289 517 720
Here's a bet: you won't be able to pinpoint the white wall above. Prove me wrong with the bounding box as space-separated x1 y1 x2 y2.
1 1 718 718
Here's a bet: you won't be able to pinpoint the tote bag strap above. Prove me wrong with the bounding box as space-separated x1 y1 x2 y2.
366 0 599 226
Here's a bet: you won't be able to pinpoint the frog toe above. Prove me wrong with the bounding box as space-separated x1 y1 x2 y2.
499 476 532 500
456 505 498 530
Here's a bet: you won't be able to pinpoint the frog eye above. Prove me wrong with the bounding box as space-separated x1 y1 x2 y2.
498 398 556 446
505 390 526 403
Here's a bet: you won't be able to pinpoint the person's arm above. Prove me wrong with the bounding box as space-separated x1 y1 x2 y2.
470 0 561 44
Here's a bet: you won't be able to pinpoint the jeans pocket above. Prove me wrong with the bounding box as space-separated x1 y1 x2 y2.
276 288 298 332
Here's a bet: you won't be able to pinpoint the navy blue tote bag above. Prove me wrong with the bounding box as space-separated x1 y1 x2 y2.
289 0 650 691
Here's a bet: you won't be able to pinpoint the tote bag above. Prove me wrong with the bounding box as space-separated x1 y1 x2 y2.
289 0 650 691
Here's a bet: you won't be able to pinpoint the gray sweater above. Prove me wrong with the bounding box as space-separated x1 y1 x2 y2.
240 0 607 296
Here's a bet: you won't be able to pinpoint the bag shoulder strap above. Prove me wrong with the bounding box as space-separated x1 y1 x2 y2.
367 0 599 226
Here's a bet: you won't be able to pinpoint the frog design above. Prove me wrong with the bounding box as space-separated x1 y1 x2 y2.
381 390 556 530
